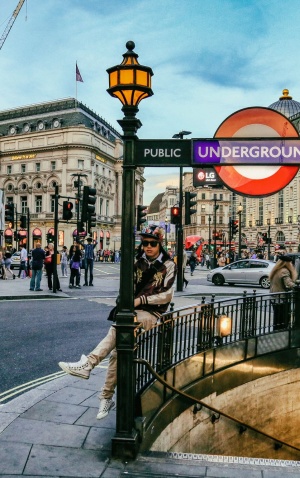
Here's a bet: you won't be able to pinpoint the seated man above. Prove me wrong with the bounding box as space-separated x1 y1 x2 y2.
58 226 177 420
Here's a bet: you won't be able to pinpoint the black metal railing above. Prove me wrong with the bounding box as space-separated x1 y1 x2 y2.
135 288 300 392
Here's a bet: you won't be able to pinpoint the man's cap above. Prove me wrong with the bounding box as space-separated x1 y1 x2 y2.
278 254 293 262
140 226 164 242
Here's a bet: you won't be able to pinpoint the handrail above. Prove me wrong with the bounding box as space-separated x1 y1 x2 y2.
135 357 300 454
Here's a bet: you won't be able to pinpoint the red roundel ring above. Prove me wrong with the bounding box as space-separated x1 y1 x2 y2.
214 106 299 197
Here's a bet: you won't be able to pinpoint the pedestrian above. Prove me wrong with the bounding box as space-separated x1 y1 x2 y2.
218 253 226 267
269 254 297 330
69 245 82 289
0 247 6 279
58 225 177 420
82 237 98 286
3 249 15 280
60 246 68 277
183 250 189 288
17 244 28 278
44 243 62 291
205 252 211 270
29 243 46 291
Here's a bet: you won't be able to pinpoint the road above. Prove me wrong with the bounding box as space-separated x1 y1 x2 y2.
0 261 263 403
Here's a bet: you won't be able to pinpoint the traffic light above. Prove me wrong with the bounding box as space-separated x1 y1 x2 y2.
185 191 197 225
13 231 18 241
46 233 54 243
88 212 96 232
213 231 220 240
20 215 27 229
137 205 147 230
5 203 14 227
231 219 239 235
62 201 73 220
171 206 181 225
78 222 85 234
81 186 96 222
262 233 268 242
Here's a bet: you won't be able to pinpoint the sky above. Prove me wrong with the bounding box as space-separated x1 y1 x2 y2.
1 0 300 204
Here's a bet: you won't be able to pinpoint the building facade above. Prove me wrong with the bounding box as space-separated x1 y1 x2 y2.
0 98 145 251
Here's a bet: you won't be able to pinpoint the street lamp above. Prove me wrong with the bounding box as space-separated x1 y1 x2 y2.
211 198 219 269
107 41 153 458
208 215 211 251
172 130 191 291
238 203 243 259
165 217 168 249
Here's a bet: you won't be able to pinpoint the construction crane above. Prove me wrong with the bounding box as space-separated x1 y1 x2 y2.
0 0 26 51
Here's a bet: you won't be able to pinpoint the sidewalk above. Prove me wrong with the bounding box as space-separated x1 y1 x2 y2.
2 274 299 476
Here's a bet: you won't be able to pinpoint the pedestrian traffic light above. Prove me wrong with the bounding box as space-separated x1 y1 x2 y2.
81 186 96 222
171 206 181 225
185 191 197 225
231 219 239 236
88 212 97 232
62 201 73 220
46 233 54 243
137 205 147 230
5 203 14 227
20 215 27 229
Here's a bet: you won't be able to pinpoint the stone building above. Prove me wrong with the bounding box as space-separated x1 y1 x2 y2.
0 98 145 251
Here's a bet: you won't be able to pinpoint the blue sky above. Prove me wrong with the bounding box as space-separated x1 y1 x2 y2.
1 0 300 204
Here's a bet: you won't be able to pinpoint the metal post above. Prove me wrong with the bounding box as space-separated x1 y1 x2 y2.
238 213 242 259
177 166 184 291
27 207 30 275
208 215 211 252
267 224 271 259
53 185 59 294
111 106 141 458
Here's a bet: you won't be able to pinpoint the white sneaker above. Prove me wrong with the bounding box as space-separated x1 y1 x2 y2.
58 354 92 379
97 398 115 420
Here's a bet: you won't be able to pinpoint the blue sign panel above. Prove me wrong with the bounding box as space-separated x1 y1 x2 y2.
192 138 300 165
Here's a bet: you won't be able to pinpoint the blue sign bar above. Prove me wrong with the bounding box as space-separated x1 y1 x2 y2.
192 138 300 165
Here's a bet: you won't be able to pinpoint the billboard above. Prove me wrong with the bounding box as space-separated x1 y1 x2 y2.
193 167 223 187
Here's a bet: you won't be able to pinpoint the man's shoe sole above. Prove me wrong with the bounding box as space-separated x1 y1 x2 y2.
58 362 90 380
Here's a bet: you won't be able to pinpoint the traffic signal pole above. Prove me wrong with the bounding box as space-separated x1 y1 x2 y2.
177 166 184 292
53 185 59 293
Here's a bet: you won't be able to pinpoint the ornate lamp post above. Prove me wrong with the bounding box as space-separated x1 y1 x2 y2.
107 41 153 458
238 203 243 259
165 217 168 249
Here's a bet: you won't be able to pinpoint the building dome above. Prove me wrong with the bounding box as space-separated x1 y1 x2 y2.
268 89 300 118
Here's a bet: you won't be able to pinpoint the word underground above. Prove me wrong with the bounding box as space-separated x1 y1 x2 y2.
194 140 300 164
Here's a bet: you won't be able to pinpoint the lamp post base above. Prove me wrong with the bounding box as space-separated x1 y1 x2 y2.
112 431 140 459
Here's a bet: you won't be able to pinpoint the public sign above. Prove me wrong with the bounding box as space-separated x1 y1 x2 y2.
211 107 299 197
136 139 191 166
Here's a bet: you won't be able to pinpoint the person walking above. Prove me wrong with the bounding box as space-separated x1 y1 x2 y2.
69 245 82 289
269 254 297 330
189 251 197 276
82 237 98 286
44 243 62 291
58 225 177 420
60 246 68 277
3 249 15 280
183 250 189 288
17 244 28 278
29 243 45 291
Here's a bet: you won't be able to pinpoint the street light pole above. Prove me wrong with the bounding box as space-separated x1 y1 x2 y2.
107 41 153 459
212 198 219 269
165 217 168 250
238 203 243 259
172 130 191 291
208 215 211 252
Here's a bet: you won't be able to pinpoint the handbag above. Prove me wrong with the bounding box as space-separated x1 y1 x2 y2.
44 255 52 264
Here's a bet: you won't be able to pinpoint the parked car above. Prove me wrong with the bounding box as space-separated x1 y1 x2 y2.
10 252 21 270
207 259 275 289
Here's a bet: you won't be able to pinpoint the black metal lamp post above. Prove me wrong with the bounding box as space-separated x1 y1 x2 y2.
107 41 153 459
267 218 271 259
165 217 168 250
208 215 211 252
172 130 191 291
211 198 219 269
238 203 243 259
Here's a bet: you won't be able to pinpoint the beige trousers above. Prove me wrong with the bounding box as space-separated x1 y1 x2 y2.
88 310 157 399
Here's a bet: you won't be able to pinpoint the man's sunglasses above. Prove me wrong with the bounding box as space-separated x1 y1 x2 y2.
142 240 159 247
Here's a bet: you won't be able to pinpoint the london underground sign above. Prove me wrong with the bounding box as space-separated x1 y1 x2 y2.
210 107 299 197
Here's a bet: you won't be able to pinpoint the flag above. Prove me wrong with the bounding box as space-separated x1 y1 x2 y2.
76 63 83 82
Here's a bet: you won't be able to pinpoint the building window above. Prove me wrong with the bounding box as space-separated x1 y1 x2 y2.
201 193 206 200
7 184 13 191
21 196 27 214
21 183 27 190
99 198 103 215
106 199 109 216
78 160 84 170
35 182 42 189
7 196 13 204
201 216 205 225
220 194 223 200
102 167 105 176
259 198 263 224
21 164 26 173
278 190 284 221
36 163 40 172
7 165 12 174
51 161 56 171
35 196 42 213
50 195 55 213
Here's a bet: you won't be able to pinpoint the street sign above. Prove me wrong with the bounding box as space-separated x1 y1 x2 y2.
136 139 191 166
213 107 299 197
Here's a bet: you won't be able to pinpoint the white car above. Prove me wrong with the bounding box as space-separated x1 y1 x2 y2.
10 252 21 270
207 259 275 289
